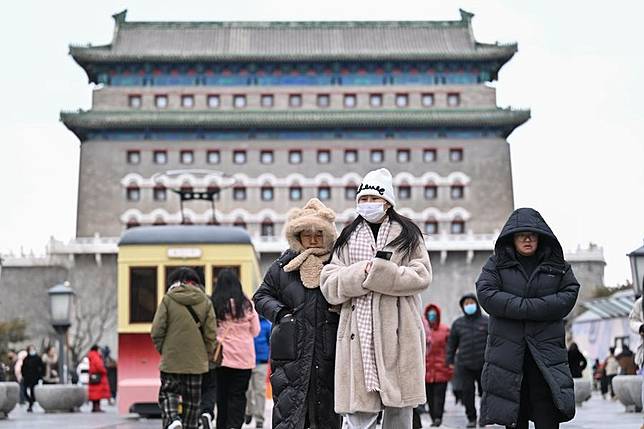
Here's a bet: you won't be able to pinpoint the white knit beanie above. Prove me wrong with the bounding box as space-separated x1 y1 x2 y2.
355 168 396 207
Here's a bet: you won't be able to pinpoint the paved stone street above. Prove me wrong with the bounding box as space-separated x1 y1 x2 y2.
1 392 641 428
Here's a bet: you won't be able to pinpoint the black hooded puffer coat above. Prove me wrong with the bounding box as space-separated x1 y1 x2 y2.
476 208 580 426
253 250 341 429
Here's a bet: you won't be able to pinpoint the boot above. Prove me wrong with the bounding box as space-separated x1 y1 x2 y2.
92 400 104 413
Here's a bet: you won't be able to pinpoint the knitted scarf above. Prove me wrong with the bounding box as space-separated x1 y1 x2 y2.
283 247 331 288
348 218 391 392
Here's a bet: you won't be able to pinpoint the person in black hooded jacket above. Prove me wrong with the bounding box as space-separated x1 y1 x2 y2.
476 208 580 429
253 199 341 429
446 293 488 428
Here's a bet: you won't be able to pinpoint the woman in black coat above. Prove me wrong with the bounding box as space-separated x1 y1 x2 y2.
476 208 580 429
567 343 587 379
253 199 342 429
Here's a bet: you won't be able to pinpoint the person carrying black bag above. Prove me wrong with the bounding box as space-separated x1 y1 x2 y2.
151 267 217 429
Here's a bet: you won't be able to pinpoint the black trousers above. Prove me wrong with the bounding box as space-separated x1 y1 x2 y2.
200 368 217 418
216 367 252 429
25 383 37 408
459 366 482 421
426 382 448 421
508 352 562 429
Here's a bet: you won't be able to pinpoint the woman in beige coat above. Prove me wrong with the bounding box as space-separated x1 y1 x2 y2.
320 168 432 429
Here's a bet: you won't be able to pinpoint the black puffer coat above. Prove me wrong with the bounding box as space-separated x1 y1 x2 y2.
476 208 580 426
253 250 341 429
446 294 489 370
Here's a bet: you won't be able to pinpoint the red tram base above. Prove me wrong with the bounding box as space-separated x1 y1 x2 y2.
118 333 162 416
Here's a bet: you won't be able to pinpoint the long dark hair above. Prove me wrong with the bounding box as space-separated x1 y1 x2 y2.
211 269 251 320
332 207 423 259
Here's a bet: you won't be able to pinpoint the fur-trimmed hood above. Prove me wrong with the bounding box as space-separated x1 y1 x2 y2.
284 198 337 253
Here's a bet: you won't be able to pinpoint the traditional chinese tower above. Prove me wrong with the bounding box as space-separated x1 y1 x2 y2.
61 9 529 320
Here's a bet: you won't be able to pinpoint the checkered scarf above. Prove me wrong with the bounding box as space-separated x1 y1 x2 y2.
348 217 391 392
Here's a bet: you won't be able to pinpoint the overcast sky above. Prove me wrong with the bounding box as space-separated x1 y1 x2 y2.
0 0 642 286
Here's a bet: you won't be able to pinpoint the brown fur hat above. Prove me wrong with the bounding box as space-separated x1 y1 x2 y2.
284 198 337 253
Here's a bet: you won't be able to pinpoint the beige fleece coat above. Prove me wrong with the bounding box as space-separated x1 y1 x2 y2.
320 222 432 413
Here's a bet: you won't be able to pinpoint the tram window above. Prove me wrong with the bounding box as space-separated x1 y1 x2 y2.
130 267 157 323
212 266 241 290
165 266 205 290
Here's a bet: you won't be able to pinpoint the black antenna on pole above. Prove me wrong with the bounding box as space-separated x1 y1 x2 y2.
172 188 218 225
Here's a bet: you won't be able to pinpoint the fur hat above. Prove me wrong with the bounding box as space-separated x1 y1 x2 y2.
355 168 396 207
284 198 337 253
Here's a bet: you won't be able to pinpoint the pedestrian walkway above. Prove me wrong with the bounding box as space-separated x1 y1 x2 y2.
0 391 641 428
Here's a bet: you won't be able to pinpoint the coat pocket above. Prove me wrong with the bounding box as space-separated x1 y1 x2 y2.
270 318 298 361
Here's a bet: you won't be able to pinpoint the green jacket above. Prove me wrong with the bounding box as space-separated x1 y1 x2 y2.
151 284 217 374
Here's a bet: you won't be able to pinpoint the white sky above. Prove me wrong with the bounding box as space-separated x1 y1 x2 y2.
0 0 642 286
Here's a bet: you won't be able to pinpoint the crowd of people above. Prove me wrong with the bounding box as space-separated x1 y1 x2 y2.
0 343 116 412
1 167 641 428
151 167 635 429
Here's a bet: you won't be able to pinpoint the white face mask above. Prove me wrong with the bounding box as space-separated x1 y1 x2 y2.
356 202 386 223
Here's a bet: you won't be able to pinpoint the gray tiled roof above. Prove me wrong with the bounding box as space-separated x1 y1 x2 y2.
69 10 517 63
60 108 530 138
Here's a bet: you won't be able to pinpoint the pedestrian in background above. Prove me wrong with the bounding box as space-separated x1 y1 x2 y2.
591 359 602 391
151 267 217 429
200 285 220 428
102 346 118 405
424 303 453 427
476 208 580 429
41 345 60 384
14 349 28 404
21 345 44 412
87 345 111 412
446 294 488 428
254 198 341 429
567 343 587 379
628 295 644 429
5 350 17 383
213 269 260 429
616 344 637 375
604 347 620 399
321 168 432 429
244 315 271 428
77 356 90 386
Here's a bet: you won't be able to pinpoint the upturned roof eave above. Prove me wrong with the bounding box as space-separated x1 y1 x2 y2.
60 108 530 139
68 46 518 64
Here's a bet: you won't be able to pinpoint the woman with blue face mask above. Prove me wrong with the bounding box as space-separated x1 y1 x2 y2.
445 294 489 428
321 168 432 429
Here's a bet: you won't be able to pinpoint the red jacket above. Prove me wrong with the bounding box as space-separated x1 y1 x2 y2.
424 304 453 383
87 349 111 401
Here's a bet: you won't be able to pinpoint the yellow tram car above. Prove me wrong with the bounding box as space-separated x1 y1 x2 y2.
116 225 261 416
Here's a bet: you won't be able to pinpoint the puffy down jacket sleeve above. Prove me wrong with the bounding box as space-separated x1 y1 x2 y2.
477 259 580 322
253 262 288 324
445 324 459 366
151 298 168 353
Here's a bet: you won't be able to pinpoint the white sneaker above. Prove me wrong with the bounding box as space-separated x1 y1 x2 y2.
200 412 213 429
168 419 183 429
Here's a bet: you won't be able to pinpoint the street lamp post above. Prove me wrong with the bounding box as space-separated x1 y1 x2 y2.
48 282 75 384
628 242 644 316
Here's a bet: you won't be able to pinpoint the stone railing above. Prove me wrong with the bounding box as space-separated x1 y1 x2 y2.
47 235 119 255
0 382 19 419
573 379 592 405
34 384 87 413
612 375 642 412
253 232 498 254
